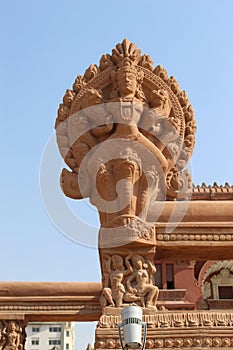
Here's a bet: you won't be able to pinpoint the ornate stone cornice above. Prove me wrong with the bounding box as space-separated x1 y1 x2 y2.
0 282 102 322
98 310 233 328
192 183 233 200
0 302 101 322
155 221 233 260
95 310 233 349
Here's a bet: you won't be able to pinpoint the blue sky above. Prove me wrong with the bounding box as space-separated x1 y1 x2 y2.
1 0 233 348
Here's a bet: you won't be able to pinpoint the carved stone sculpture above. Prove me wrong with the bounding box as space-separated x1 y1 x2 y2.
55 39 196 310
100 254 132 307
124 254 159 308
0 321 25 350
100 253 159 309
55 38 196 230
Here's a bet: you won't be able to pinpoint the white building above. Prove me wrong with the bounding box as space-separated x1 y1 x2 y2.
25 322 75 350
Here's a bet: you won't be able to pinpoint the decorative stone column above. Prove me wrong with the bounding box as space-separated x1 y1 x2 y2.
55 38 196 349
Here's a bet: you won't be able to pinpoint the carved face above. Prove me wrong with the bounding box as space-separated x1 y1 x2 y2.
9 322 16 332
117 68 137 97
131 255 143 270
111 255 124 271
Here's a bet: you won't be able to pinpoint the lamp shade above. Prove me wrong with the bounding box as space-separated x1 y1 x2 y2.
121 305 143 348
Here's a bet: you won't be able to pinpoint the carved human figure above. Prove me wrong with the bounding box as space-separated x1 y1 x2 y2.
124 254 159 308
71 88 113 167
60 57 169 229
110 58 145 102
94 147 162 229
60 88 114 200
0 321 22 350
139 89 177 153
106 59 146 144
100 254 133 307
89 61 168 228
107 60 168 169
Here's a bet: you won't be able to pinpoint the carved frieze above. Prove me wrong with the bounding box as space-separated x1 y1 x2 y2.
97 310 233 329
99 253 159 309
156 230 233 242
95 311 233 349
95 336 233 349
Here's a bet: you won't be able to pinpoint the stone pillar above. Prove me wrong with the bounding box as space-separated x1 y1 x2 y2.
55 38 196 349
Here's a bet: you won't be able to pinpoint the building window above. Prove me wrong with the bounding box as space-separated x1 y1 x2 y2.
31 339 39 345
154 264 162 289
32 327 40 332
66 344 69 349
48 339 61 345
66 330 70 337
218 286 233 299
166 264 174 289
49 327 61 332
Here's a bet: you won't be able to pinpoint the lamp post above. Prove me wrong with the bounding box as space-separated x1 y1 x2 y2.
118 305 147 349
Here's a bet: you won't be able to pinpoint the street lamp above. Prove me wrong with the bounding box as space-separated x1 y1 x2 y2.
118 305 147 349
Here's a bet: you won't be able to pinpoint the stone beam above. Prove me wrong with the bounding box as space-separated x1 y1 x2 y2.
0 282 102 322
155 200 233 260
157 200 233 223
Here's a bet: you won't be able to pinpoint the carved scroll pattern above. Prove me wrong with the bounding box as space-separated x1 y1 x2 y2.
98 311 233 328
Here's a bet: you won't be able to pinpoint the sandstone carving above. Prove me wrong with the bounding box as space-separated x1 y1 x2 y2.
0 321 25 350
95 311 233 348
100 254 132 307
192 182 233 200
100 253 159 309
55 40 197 312
55 38 196 232
211 268 233 299
201 260 233 300
124 254 159 308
